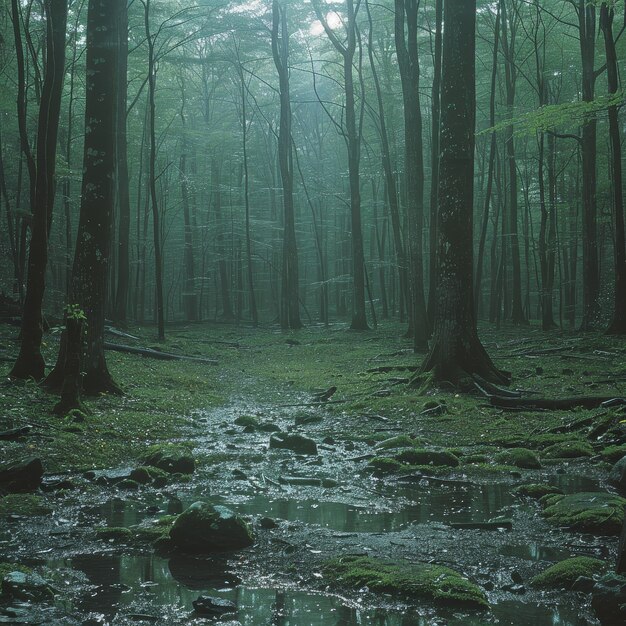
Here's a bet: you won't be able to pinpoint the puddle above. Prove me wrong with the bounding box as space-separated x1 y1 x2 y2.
47 553 591 626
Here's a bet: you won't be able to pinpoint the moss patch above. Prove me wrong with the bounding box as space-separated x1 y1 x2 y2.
96 527 133 542
0 562 31 580
512 483 563 499
395 449 459 467
494 448 541 469
0 494 52 517
322 556 487 609
601 445 626 464
531 557 606 589
541 492 626 535
375 435 418 451
542 440 594 459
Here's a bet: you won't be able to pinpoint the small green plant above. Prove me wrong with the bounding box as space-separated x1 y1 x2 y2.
65 304 87 321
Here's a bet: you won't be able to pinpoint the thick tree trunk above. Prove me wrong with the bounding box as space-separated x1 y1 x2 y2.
11 0 68 381
69 0 122 395
420 0 508 386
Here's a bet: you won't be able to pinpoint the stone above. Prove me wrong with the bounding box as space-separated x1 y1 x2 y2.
512 483 563 499
395 448 460 467
494 448 541 470
531 557 605 589
269 433 317 455
260 516 277 529
143 446 195 475
540 492 626 535
572 576 596 593
192 595 237 617
609 455 626 494
170 502 254 552
542 440 594 459
592 573 626 625
1 571 54 602
0 458 43 493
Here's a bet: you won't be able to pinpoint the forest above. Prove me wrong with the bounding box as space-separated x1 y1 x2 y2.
0 0 625 624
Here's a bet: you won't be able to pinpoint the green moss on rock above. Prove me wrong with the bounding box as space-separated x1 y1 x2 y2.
96 527 133 542
234 415 259 428
541 492 626 535
531 557 606 589
0 494 52 517
494 448 541 469
142 444 195 474
395 448 459 467
375 435 418 451
130 465 169 485
322 556 487 609
367 457 406 474
601 445 626 464
542 440 594 459
513 483 563 499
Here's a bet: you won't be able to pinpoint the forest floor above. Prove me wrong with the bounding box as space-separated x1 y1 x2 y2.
0 319 625 625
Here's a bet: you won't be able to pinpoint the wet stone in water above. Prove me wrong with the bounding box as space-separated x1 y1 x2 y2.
192 595 237 617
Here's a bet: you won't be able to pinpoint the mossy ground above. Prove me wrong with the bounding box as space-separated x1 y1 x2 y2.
530 556 606 589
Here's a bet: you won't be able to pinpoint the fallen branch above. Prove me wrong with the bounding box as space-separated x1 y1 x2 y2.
488 395 626 411
104 342 218 365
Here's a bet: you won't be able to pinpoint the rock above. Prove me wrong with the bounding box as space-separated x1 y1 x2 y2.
170 502 254 552
395 448 460 467
259 516 277 529
1 571 54 602
512 483 563 499
540 492 626 535
143 446 195 475
609 456 626 493
269 433 317 455
494 448 541 469
542 440 594 459
294 414 323 426
234 415 259 428
375 435 418 451
192 595 237 617
258 422 281 432
592 573 626 625
601 445 626 465
572 576 596 593
0 458 44 493
531 557 605 589
501 583 525 594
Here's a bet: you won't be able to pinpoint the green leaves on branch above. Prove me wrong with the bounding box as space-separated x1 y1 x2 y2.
65 304 86 321
479 90 625 137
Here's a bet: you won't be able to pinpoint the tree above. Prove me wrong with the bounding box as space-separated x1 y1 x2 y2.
395 0 429 349
421 0 509 386
65 0 123 396
312 0 368 330
601 1 625 334
272 0 302 330
10 0 68 381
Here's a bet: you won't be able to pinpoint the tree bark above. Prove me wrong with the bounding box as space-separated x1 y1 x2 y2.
420 0 509 386
10 0 68 381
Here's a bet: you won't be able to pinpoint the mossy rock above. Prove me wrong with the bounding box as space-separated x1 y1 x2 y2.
0 494 52 517
462 454 491 464
512 483 563 499
541 492 626 535
531 557 606 589
0 562 31 581
494 448 541 469
130 466 169 485
1 570 55 602
132 515 177 543
322 556 487 609
170 502 254 552
395 448 459 467
601 445 626 464
375 435 418 451
367 457 407 474
234 415 259 428
96 527 133 542
142 444 195 475
542 440 594 459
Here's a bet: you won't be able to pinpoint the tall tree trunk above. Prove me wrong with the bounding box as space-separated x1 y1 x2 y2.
272 0 302 329
114 1 130 323
601 2 626 333
578 0 600 330
427 0 442 327
395 0 429 350
212 159 233 320
11 0 68 381
421 0 508 386
144 0 165 340
313 0 368 330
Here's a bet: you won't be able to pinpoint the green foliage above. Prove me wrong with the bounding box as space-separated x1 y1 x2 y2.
64 304 86 321
494 448 542 469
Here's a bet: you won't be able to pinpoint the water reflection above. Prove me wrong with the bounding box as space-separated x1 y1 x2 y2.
46 553 591 626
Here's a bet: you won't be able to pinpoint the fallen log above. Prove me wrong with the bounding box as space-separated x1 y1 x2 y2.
489 395 626 411
104 342 218 365
0 426 32 440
